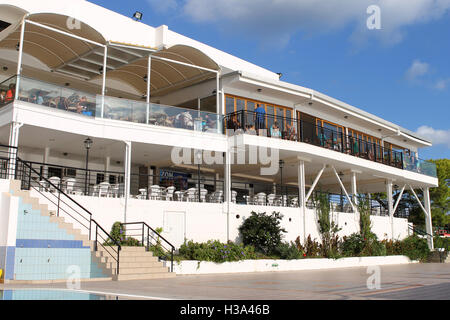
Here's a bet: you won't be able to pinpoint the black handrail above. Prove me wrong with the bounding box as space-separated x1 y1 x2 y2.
15 157 121 275
120 222 175 272
224 110 424 173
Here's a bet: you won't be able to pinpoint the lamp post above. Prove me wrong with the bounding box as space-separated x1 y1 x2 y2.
196 150 202 202
279 160 284 205
84 137 93 196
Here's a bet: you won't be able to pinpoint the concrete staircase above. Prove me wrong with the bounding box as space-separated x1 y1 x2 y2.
95 246 176 281
9 180 176 281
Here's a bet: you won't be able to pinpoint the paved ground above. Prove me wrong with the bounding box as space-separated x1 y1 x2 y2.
1 263 449 300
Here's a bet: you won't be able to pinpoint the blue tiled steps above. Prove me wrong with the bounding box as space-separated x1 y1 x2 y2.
10 180 176 281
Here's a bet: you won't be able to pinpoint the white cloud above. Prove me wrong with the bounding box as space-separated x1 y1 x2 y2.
405 59 430 81
179 0 450 47
416 126 450 148
435 78 450 90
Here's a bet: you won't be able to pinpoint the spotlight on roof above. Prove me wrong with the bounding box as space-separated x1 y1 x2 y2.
133 11 143 21
276 72 282 79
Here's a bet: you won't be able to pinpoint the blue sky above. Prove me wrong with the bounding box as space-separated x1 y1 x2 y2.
90 0 450 160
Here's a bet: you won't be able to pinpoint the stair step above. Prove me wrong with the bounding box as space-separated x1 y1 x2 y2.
118 261 163 268
118 266 169 275
113 273 176 281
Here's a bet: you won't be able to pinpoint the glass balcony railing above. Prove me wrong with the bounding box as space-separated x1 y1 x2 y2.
18 76 97 117
14 75 223 133
403 156 437 177
98 95 223 133
0 75 17 108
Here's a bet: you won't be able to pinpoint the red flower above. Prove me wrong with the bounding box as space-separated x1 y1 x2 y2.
303 253 306 257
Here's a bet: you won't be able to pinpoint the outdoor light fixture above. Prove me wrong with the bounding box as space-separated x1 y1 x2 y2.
16 42 20 51
257 88 262 92
308 102 313 106
133 11 143 21
276 73 282 79
84 137 93 196
143 74 148 82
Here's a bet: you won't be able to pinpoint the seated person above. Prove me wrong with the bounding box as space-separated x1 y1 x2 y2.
285 123 296 140
245 124 256 135
270 122 282 138
0 90 6 105
36 91 44 105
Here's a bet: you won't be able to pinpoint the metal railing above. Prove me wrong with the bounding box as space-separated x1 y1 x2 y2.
14 158 121 275
120 222 175 272
224 110 436 176
0 144 17 179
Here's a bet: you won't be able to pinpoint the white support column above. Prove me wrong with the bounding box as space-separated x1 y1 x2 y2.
146 55 151 124
8 122 23 179
123 141 132 224
423 187 434 250
224 150 231 242
386 179 394 240
351 171 358 205
100 46 108 118
15 19 27 100
216 73 220 115
43 146 50 179
298 160 306 244
104 156 111 183
332 166 356 213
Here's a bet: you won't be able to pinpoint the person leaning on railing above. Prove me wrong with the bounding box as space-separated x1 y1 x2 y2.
0 90 5 105
4 84 15 104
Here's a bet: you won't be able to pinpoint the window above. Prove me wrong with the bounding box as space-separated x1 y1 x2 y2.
48 167 62 178
65 168 77 177
96 173 105 184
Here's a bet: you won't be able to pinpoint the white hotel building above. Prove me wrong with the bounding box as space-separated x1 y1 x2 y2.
0 0 438 281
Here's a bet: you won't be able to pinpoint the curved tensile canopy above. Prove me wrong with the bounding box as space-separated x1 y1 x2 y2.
106 44 220 97
0 10 220 97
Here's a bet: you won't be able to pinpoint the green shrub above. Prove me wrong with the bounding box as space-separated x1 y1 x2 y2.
273 242 303 260
397 235 430 262
341 233 365 257
238 211 286 255
107 221 142 247
178 240 257 263
434 236 450 252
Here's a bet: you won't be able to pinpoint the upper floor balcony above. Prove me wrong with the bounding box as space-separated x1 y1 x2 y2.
0 75 223 134
0 75 437 179
224 110 437 178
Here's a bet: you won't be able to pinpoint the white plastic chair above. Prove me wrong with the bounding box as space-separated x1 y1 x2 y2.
186 188 197 202
138 188 147 200
65 178 76 194
39 180 49 192
267 194 276 206
290 197 299 207
165 186 176 201
211 190 223 203
98 182 110 197
256 192 266 206
48 176 61 193
231 190 237 203
200 188 208 202
149 185 161 200
110 184 119 198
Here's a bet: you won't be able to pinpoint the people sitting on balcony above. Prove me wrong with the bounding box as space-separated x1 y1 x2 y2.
254 104 266 131
245 124 256 134
0 90 6 105
5 84 15 104
56 96 68 110
318 129 326 147
285 123 296 140
76 96 89 114
270 122 282 138
36 91 44 105
227 114 240 131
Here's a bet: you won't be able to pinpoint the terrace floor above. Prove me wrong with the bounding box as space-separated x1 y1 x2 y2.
2 263 449 300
